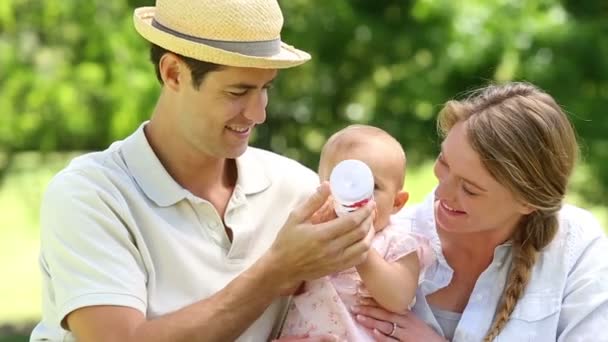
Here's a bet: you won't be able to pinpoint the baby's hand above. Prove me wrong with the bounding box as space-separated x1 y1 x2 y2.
310 195 337 224
357 296 381 308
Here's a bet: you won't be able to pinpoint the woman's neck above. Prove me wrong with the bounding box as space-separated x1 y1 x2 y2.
440 229 510 258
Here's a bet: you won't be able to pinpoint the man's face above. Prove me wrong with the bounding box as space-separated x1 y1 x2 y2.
175 65 277 159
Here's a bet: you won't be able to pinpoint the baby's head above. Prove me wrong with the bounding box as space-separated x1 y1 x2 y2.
319 125 409 231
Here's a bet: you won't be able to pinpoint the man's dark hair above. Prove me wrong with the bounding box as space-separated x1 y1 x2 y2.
150 44 222 89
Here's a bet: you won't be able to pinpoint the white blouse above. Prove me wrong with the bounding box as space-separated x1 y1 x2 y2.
394 193 608 342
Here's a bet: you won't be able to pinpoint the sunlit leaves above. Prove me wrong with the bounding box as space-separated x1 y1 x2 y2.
1 0 607 202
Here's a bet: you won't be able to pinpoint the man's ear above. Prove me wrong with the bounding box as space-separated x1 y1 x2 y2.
392 190 409 214
159 52 184 91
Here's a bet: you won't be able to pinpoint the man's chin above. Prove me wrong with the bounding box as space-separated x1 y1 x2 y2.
224 145 249 159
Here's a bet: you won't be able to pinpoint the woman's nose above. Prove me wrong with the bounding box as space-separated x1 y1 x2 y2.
436 173 458 201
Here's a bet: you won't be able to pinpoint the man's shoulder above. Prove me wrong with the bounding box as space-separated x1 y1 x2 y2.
45 141 128 199
245 147 317 180
243 147 319 199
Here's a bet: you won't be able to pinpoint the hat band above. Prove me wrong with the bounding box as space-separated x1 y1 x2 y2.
152 19 281 57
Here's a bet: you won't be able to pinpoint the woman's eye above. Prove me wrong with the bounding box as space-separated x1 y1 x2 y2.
462 185 476 196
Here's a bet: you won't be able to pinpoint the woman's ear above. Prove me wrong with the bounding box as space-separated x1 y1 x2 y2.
518 202 536 215
392 191 410 214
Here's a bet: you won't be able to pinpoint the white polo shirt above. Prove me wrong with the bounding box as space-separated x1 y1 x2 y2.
30 123 319 342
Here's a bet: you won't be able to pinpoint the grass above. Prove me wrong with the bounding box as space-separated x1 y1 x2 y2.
0 152 606 339
0 336 27 342
405 160 439 204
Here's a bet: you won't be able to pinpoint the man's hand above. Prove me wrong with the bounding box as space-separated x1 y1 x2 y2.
267 182 375 292
309 194 337 224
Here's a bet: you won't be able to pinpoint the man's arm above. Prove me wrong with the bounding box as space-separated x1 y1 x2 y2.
356 250 420 314
67 251 286 342
66 182 376 342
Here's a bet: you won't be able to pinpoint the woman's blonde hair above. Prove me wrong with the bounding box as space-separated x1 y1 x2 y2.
437 82 578 341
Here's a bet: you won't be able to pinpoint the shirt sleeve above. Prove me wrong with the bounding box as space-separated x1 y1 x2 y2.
557 213 608 341
383 223 436 283
40 169 148 328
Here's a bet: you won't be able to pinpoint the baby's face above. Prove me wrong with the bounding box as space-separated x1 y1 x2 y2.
321 145 403 232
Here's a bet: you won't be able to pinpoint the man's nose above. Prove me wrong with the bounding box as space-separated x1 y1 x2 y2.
243 91 268 124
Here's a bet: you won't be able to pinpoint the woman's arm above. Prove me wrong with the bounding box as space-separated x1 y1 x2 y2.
356 250 420 314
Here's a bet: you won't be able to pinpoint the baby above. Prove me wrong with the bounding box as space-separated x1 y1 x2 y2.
280 124 435 341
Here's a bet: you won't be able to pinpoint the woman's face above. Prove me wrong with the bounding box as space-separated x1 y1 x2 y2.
433 122 532 239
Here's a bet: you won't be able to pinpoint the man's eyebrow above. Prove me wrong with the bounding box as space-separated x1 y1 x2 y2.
226 78 276 89
440 144 488 192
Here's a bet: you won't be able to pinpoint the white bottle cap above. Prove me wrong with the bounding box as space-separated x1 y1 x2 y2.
329 159 374 216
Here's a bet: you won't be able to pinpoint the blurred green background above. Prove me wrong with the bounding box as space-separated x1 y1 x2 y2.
1 0 607 340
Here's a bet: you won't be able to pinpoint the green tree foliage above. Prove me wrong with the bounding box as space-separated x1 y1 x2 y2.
1 0 607 201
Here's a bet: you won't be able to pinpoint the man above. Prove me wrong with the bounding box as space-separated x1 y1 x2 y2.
30 1 374 341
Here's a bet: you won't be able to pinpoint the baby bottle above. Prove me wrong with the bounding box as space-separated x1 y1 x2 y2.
329 159 374 217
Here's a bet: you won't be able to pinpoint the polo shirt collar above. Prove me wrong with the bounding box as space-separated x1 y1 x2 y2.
121 123 271 207
234 147 271 196
121 123 188 207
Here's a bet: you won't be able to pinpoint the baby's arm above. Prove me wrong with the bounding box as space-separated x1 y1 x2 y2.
356 249 420 314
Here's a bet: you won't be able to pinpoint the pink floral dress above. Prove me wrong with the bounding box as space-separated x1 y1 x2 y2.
280 220 435 341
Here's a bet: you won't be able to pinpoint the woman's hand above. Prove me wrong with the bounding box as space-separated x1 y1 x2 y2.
351 304 446 342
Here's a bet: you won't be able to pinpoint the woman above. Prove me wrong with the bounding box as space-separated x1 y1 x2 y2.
352 82 608 341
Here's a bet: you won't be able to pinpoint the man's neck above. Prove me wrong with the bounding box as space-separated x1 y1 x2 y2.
144 106 237 198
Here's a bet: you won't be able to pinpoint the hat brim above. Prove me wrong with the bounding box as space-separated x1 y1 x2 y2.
133 7 311 69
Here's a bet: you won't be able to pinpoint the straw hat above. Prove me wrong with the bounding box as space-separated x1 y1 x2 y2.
133 0 311 69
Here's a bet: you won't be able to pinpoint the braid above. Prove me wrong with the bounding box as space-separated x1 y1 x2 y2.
483 235 536 341
483 213 558 341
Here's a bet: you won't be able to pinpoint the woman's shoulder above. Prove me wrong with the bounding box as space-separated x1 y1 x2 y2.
392 196 440 254
395 192 436 219
553 204 607 267
557 204 605 241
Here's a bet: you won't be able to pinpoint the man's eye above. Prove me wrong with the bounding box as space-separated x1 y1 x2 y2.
228 90 247 97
